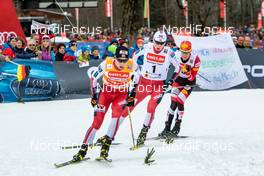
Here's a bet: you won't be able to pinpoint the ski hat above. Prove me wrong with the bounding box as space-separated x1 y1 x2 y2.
110 38 118 45
91 45 99 53
42 35 50 40
81 46 89 52
136 37 144 44
69 40 77 47
153 31 167 44
115 46 129 59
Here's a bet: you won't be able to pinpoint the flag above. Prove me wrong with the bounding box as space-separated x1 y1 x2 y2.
17 65 30 82
258 12 263 29
144 0 149 18
105 0 112 17
0 0 26 45
75 8 79 27
182 0 187 16
219 0 225 19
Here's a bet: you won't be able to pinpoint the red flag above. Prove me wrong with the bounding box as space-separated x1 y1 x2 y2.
183 0 187 17
0 0 26 45
219 0 225 19
258 12 263 29
105 0 112 17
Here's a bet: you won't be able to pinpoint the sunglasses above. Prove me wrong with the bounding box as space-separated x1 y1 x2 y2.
181 51 190 54
154 40 165 45
117 58 129 63
29 44 36 47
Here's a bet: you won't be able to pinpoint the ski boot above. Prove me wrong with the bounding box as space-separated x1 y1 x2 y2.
170 119 182 137
72 144 88 162
136 125 150 146
158 113 175 139
97 135 112 161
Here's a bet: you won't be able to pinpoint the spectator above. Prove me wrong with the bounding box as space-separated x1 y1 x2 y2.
64 40 77 62
103 38 118 59
16 39 38 59
55 43 66 61
37 35 55 62
236 36 245 48
25 39 38 56
119 38 129 48
2 36 17 58
129 37 144 65
0 54 10 62
77 46 89 64
89 46 100 60
15 38 25 54
244 36 252 49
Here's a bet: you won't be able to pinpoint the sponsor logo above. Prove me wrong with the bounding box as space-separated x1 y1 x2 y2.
146 53 165 63
244 65 264 78
108 71 129 78
0 31 17 45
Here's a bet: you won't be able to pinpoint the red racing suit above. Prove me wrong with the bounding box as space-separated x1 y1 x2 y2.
82 57 137 144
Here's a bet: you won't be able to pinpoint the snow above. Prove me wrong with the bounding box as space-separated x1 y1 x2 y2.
0 89 264 176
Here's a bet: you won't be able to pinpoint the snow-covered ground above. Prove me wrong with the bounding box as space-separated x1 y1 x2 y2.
0 89 264 176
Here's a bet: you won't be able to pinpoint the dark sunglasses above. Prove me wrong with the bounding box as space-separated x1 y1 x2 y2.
29 44 36 47
117 58 129 63
154 40 165 45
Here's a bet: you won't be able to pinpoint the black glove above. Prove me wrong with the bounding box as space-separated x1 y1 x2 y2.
164 79 174 91
126 91 136 107
91 87 98 107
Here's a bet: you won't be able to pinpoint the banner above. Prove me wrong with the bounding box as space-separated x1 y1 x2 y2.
173 34 248 90
237 49 264 89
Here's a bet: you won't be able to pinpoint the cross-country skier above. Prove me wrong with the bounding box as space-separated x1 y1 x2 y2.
159 40 201 138
73 46 138 161
120 31 181 148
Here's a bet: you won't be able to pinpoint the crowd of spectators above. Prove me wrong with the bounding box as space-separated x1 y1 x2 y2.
1 24 263 65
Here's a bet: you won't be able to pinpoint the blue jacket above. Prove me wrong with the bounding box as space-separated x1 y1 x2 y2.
129 43 144 65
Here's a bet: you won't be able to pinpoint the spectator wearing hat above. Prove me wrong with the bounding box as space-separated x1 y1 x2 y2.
129 37 144 66
37 35 55 62
102 38 118 59
55 44 66 61
2 36 17 59
119 38 129 48
77 46 89 64
89 46 100 60
64 40 77 62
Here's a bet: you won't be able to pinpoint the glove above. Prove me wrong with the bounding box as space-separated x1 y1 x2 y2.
91 93 98 107
126 96 135 107
180 64 191 73
163 79 174 91
126 91 136 107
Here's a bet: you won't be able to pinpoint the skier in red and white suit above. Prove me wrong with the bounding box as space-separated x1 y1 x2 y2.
159 40 201 138
73 46 138 161
121 31 181 146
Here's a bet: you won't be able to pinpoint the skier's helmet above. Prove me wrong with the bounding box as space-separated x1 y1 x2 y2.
180 41 192 53
153 31 167 45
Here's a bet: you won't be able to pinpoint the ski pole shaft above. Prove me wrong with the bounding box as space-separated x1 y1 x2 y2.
128 108 136 148
8 60 20 66
198 73 211 83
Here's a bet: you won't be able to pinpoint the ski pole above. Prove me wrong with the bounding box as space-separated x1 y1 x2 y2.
8 60 21 66
198 73 211 83
127 107 136 149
